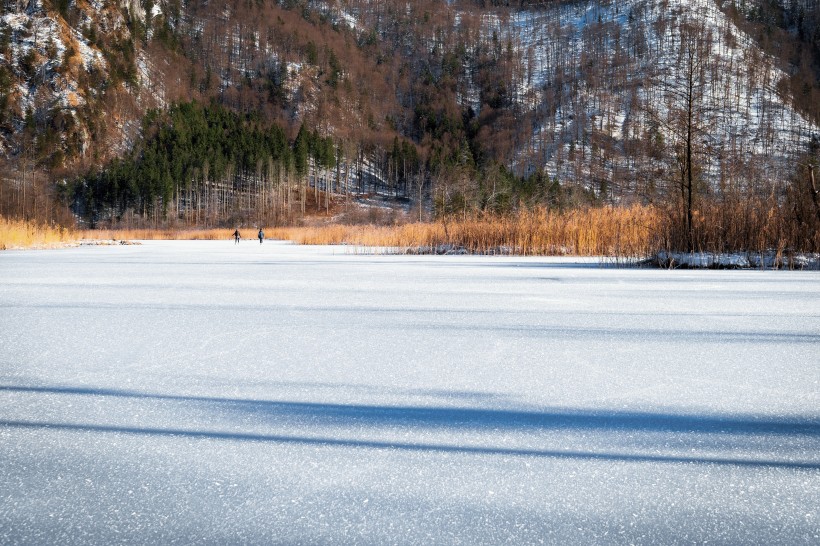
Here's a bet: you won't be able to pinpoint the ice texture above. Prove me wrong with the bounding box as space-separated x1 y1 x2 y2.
1 241 818 544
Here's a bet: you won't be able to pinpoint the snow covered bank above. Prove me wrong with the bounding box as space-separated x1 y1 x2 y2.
653 251 820 270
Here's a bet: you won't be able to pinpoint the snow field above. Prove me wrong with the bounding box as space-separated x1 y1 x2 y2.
0 240 818 544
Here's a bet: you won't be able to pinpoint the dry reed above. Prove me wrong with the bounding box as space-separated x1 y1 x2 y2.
77 228 234 241
268 205 660 257
655 197 820 255
17 201 814 260
0 217 77 250
70 206 659 257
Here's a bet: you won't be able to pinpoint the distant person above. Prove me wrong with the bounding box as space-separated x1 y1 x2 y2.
258 229 265 244
233 229 241 244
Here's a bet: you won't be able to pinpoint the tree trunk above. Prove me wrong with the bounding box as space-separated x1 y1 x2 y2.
810 166 820 223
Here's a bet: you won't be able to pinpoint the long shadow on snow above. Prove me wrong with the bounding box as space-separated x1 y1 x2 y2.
3 301 815 323
2 385 818 437
1 419 818 470
0 306 816 344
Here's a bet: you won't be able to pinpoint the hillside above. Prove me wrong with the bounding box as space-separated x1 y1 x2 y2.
1 0 819 241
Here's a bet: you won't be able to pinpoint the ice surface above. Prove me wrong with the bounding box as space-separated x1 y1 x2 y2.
1 241 818 544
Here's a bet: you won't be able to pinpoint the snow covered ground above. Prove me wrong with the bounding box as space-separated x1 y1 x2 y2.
1 241 818 544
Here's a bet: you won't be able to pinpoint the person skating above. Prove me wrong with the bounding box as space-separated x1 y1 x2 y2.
233 229 241 244
258 228 265 244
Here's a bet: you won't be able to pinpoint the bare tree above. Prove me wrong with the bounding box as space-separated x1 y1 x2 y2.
648 17 713 250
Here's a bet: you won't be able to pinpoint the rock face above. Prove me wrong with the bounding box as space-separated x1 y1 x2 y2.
119 0 145 23
1 0 139 162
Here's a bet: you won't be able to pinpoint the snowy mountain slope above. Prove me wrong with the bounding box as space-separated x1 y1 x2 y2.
464 0 818 196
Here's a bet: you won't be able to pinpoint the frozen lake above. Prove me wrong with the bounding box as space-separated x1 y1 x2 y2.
1 240 818 544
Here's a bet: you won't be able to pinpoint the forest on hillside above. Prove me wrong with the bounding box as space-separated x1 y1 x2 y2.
65 100 590 228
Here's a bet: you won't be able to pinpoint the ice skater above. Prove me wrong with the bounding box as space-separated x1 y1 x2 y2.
258 228 265 244
233 229 241 244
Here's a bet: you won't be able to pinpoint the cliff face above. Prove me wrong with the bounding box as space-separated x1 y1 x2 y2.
1 0 155 164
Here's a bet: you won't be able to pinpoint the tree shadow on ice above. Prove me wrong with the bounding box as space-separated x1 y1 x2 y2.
2 384 818 437
2 384 819 470
4 304 817 344
1 418 818 470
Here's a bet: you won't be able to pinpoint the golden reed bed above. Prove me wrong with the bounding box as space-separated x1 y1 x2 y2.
267 206 659 257
2 207 659 256
0 206 659 257
5 201 816 257
0 217 77 250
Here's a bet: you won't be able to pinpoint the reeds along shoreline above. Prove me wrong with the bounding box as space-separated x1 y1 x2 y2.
0 217 76 250
656 198 820 256
76 228 232 241
267 205 660 257
1 206 657 256
4 203 818 258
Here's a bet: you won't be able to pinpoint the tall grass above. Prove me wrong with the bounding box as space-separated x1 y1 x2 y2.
18 200 812 261
77 228 234 241
0 217 77 250
268 205 660 257
72 206 659 257
655 197 820 255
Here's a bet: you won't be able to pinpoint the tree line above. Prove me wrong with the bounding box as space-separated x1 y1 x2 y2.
66 100 599 227
68 101 337 226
